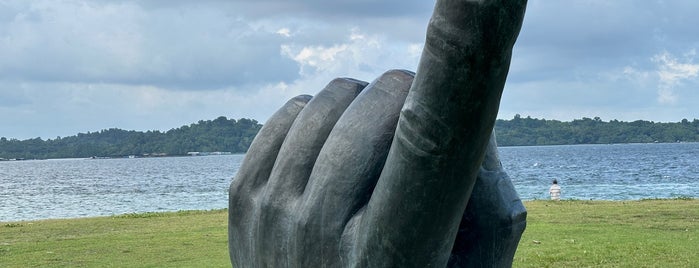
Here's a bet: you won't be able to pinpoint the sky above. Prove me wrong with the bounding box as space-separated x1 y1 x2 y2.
1 0 698 140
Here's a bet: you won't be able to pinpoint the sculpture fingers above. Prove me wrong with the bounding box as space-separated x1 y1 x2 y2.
289 70 415 267
448 132 527 267
229 95 312 195
354 0 527 267
229 95 311 265
256 78 366 266
262 78 367 203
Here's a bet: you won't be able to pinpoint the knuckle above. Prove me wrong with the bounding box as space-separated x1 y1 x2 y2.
396 103 453 156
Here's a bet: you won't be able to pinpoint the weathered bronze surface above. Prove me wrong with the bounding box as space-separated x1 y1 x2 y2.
229 0 528 267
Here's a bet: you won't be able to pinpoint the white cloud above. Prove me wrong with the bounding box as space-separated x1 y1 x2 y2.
276 28 291 37
280 28 420 82
652 51 699 104
281 44 351 77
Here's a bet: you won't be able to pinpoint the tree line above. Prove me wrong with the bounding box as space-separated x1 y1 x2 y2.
3 115 699 159
0 116 261 160
495 115 699 146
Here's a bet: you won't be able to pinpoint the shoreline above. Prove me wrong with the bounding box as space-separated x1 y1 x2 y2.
0 152 245 162
1 208 229 224
4 142 698 161
3 198 694 224
498 140 699 148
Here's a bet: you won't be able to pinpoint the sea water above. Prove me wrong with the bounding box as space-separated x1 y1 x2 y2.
1 155 243 222
500 142 699 200
1 143 697 222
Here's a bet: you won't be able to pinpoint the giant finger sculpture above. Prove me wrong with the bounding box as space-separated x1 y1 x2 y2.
229 0 528 267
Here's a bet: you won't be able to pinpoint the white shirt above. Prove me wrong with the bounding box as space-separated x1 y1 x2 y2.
549 184 561 200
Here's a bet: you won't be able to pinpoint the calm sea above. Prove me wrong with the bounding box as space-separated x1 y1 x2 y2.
1 143 697 222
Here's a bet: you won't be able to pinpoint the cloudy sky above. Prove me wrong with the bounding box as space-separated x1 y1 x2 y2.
2 0 698 140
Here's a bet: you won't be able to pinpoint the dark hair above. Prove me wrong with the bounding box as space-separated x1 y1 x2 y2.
552 179 558 184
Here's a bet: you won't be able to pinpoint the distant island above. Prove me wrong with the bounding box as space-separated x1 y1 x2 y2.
0 116 261 160
495 115 699 146
1 115 698 160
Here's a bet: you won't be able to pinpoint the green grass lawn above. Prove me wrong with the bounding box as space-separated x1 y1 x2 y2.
1 199 697 267
514 199 698 267
0 210 230 267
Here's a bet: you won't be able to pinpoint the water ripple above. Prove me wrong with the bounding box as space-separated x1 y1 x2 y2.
2 143 698 222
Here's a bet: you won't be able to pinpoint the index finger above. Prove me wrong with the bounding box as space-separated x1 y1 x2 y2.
353 0 528 267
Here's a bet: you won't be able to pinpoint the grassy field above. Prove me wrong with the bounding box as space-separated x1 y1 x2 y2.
514 199 698 267
0 210 230 267
1 199 697 267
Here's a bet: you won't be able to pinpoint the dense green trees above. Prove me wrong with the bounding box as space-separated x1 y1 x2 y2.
0 116 261 159
495 115 699 146
3 115 698 159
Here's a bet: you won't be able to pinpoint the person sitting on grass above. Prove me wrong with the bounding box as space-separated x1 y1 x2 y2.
549 179 561 200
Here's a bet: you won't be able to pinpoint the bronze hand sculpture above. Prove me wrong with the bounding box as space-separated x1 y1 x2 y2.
229 0 528 267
